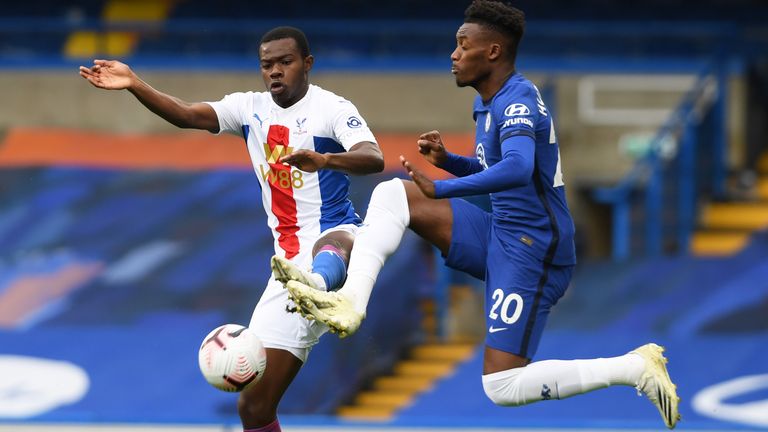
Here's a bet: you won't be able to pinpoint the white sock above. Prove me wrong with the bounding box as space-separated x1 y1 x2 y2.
310 273 327 291
482 353 645 406
338 179 409 314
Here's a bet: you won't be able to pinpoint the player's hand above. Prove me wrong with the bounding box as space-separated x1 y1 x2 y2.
400 155 436 198
78 59 135 90
280 150 328 172
417 130 448 168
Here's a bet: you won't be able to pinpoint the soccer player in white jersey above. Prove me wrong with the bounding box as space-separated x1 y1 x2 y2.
275 1 681 429
80 26 383 432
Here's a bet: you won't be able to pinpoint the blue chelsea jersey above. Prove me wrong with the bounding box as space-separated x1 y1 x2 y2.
473 72 576 265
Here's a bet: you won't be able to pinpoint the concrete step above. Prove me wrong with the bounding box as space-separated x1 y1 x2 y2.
410 344 475 362
758 177 768 200
337 342 477 421
337 286 480 422
759 153 768 174
393 360 455 378
354 391 413 409
700 202 768 230
690 231 750 256
372 376 435 393
336 406 393 421
336 359 454 421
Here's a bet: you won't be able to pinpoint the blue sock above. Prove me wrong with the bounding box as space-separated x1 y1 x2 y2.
312 248 347 291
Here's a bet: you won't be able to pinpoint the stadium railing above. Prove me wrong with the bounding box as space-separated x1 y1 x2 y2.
591 62 728 261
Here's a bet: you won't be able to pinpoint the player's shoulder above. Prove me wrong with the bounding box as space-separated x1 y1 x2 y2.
249 90 273 109
307 84 360 118
221 90 271 108
494 73 537 106
309 84 351 105
472 94 485 112
490 73 539 119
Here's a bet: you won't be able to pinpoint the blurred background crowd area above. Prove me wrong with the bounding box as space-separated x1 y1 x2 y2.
1 0 768 429
2 0 768 258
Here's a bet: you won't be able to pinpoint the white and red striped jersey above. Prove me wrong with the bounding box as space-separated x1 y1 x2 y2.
206 84 376 261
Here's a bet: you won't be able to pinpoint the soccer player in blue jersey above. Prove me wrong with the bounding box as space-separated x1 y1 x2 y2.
279 0 680 428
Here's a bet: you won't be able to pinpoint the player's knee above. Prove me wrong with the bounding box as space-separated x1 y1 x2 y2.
371 178 405 204
312 230 354 261
400 180 429 210
482 381 521 407
482 369 524 407
369 179 409 223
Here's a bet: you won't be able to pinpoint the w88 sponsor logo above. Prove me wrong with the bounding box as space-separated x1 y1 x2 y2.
259 166 304 189
260 143 304 189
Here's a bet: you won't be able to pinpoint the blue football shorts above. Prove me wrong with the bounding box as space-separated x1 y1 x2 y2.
444 198 574 359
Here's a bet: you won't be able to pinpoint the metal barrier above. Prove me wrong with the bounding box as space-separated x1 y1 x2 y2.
591 63 727 261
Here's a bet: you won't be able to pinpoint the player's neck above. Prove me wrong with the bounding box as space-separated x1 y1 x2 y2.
477 66 516 103
273 83 310 109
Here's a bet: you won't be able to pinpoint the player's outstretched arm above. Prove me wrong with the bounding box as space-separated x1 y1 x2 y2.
280 141 384 175
428 135 536 198
78 59 219 133
418 130 483 177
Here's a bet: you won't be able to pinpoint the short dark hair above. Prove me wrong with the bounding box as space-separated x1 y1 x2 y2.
464 0 525 62
260 26 311 58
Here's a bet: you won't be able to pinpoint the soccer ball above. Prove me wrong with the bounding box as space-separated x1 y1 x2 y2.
198 324 267 392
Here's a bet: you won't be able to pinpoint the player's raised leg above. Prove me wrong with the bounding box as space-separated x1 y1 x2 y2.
468 235 680 424
271 256 322 290
284 282 360 337
482 344 679 428
272 229 354 291
285 178 453 336
478 248 679 429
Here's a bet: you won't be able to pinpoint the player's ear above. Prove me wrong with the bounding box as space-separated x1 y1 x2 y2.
488 43 503 62
304 55 314 73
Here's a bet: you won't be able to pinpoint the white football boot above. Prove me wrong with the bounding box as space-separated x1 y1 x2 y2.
271 255 321 290
285 280 363 338
631 343 681 429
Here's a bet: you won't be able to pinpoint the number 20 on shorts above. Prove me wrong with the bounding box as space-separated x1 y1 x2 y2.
488 289 524 324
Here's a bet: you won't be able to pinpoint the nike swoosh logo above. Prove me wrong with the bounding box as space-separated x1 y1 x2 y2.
488 326 508 333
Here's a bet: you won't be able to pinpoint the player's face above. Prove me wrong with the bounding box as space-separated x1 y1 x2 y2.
450 23 492 88
260 38 313 108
